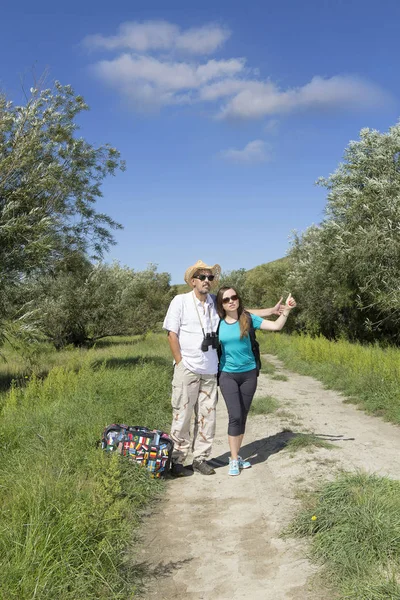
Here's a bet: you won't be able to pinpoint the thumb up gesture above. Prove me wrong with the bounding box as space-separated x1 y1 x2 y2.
285 293 297 310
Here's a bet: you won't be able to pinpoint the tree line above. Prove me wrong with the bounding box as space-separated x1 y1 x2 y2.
0 82 175 350
1 81 399 350
222 123 400 346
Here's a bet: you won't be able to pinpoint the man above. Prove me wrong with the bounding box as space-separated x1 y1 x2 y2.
163 259 283 476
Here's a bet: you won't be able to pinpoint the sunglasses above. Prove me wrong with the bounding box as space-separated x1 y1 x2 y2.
194 274 215 281
222 294 239 304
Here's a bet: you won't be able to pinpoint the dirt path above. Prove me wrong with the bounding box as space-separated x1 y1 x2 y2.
135 354 400 600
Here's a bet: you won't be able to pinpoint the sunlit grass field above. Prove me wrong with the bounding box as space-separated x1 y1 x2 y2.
2 331 400 598
0 334 173 599
259 332 400 424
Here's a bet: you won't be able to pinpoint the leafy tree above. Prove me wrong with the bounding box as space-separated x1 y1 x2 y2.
26 263 176 348
289 122 400 343
123 264 177 337
219 269 248 300
287 225 356 338
0 82 124 303
245 258 291 308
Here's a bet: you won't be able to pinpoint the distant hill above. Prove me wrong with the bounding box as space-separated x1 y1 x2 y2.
172 257 289 291
246 256 289 274
174 283 192 294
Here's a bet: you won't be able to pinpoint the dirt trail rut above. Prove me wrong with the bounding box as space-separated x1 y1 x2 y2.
136 354 400 600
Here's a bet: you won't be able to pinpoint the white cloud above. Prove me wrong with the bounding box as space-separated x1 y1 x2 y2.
199 78 249 101
83 20 230 55
175 24 231 54
84 20 391 118
218 75 390 120
220 140 272 164
92 54 245 107
295 75 387 110
196 59 245 84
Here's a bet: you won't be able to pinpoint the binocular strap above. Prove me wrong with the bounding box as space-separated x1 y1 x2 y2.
192 291 213 339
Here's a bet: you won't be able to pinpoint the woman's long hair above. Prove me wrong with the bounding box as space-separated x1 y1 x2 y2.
216 286 249 339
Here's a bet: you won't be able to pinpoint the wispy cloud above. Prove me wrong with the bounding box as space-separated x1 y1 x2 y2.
84 20 391 118
83 21 231 55
264 119 279 134
217 75 389 120
220 140 272 164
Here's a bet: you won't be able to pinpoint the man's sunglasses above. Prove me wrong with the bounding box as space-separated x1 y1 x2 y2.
194 274 215 281
222 294 239 304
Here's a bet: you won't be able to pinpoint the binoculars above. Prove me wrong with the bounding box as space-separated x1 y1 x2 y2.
201 332 218 352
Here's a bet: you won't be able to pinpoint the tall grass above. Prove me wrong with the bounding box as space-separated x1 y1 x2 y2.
249 395 279 415
0 335 173 599
259 333 400 424
0 335 158 392
289 472 400 599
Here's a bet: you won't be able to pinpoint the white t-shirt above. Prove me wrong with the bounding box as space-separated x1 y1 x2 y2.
163 291 219 375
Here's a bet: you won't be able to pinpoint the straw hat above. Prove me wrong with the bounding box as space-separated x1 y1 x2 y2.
184 260 221 286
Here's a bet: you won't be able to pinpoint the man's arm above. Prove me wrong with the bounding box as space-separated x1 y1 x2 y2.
246 297 284 318
167 331 182 364
163 295 183 363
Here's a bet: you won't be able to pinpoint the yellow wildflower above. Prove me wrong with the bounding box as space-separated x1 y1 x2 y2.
311 515 317 521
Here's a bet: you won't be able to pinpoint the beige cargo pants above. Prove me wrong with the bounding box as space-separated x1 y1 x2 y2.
170 361 218 464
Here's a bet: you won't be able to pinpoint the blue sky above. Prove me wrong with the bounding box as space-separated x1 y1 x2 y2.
1 0 399 283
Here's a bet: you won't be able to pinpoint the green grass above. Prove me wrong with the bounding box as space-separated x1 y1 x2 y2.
259 361 276 375
250 395 279 414
0 334 173 599
285 433 336 452
259 333 400 425
288 472 400 599
0 335 159 392
271 373 289 381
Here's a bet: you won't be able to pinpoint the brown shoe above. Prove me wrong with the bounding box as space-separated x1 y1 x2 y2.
193 460 215 475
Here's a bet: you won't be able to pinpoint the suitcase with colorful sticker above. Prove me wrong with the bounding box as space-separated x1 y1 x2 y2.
101 424 174 478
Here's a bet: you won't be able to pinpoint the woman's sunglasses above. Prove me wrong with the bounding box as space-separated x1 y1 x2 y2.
194 274 215 281
222 294 239 304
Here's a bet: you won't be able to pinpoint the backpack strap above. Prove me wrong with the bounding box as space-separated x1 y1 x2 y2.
216 318 222 362
245 311 261 376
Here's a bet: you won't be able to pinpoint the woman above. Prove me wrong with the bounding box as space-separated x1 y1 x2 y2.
216 287 296 476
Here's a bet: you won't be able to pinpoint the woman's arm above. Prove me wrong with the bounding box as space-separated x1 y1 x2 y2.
247 297 284 318
259 294 296 331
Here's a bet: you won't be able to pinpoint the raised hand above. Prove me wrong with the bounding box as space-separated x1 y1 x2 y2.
285 293 297 309
272 297 284 315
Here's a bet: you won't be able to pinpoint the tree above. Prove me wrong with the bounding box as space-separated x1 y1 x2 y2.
0 82 124 301
26 263 176 348
245 258 291 308
287 225 357 339
288 122 400 343
219 269 248 300
123 264 177 337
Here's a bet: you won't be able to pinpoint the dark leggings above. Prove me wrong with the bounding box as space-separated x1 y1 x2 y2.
219 369 258 436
